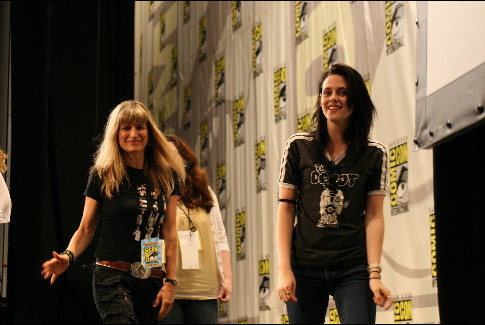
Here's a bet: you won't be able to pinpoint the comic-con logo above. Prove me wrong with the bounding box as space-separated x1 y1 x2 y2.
232 1 241 31
218 300 228 319
183 86 191 130
386 1 404 55
199 121 209 168
258 258 271 311
295 1 309 45
170 46 178 88
235 209 246 261
323 26 337 69
329 308 340 324
393 298 412 323
159 10 166 52
198 16 207 61
274 66 287 123
255 139 267 192
252 22 263 78
215 56 225 105
430 210 437 287
389 140 409 215
297 112 312 132
233 96 245 147
216 162 226 210
183 1 190 24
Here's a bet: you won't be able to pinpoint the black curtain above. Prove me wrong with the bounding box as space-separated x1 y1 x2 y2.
4 1 133 323
434 122 485 324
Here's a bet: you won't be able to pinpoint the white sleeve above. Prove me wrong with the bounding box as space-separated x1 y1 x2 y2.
0 175 12 223
208 186 230 252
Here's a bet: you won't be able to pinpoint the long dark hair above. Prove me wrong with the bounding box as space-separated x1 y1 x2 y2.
165 134 214 213
309 63 376 162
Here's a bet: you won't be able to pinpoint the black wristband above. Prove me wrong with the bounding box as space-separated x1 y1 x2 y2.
278 199 297 205
61 249 75 265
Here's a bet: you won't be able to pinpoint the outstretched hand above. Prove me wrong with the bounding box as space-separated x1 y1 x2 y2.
41 251 69 284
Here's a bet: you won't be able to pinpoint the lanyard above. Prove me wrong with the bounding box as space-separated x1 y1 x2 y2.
177 203 197 232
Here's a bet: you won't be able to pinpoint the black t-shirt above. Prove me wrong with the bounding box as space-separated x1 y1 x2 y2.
278 132 388 270
84 167 180 263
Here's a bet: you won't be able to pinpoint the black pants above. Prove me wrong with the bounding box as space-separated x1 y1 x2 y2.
93 265 162 324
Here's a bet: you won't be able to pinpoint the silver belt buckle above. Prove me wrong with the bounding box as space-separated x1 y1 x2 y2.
130 262 151 279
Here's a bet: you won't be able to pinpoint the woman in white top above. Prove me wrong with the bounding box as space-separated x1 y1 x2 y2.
0 149 12 224
161 134 232 324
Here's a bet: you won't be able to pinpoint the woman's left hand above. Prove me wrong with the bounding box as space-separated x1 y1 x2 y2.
369 279 393 310
153 282 175 320
217 280 232 302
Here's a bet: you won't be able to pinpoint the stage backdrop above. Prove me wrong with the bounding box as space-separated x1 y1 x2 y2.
135 1 438 323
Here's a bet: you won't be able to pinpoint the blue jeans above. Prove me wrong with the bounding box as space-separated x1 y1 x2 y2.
159 299 218 324
286 264 375 324
92 265 163 324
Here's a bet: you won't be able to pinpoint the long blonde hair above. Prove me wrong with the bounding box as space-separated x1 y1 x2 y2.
92 100 186 198
0 149 7 174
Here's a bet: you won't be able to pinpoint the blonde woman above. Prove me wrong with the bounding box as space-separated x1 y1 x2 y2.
0 149 12 223
41 100 186 323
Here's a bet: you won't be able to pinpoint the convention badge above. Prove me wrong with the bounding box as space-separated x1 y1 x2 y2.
178 230 200 269
141 237 162 268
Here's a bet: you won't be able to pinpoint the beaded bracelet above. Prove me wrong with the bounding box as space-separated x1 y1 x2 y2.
61 249 75 265
369 276 382 280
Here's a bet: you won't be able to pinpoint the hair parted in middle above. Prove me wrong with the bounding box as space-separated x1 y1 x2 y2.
165 134 214 213
310 63 377 162
92 100 186 198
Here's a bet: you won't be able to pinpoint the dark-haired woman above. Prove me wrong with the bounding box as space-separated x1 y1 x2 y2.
276 64 393 324
160 134 232 324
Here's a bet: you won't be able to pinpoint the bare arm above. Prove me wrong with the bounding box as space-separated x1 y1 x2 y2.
41 196 100 284
276 187 298 302
365 194 392 310
217 250 233 302
155 194 179 320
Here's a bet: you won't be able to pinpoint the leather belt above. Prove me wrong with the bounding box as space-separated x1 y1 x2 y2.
96 261 166 280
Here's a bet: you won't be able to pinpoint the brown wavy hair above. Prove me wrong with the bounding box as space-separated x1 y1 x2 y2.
0 149 7 173
165 134 213 213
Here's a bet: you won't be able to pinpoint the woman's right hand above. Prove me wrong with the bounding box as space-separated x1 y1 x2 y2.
277 268 298 302
41 251 69 284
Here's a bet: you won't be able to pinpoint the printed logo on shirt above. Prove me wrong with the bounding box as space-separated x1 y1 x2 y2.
199 121 209 168
252 21 263 78
215 56 225 106
258 258 271 311
429 208 437 287
389 139 409 215
295 1 309 45
385 1 404 55
232 1 242 31
235 209 246 261
183 86 191 130
323 25 337 69
233 96 245 147
274 65 287 123
393 295 413 323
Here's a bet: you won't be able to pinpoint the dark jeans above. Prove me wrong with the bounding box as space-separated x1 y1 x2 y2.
158 299 218 324
286 264 375 324
92 265 163 324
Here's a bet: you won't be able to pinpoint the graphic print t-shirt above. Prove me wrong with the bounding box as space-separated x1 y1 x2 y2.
278 132 388 270
84 167 180 263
